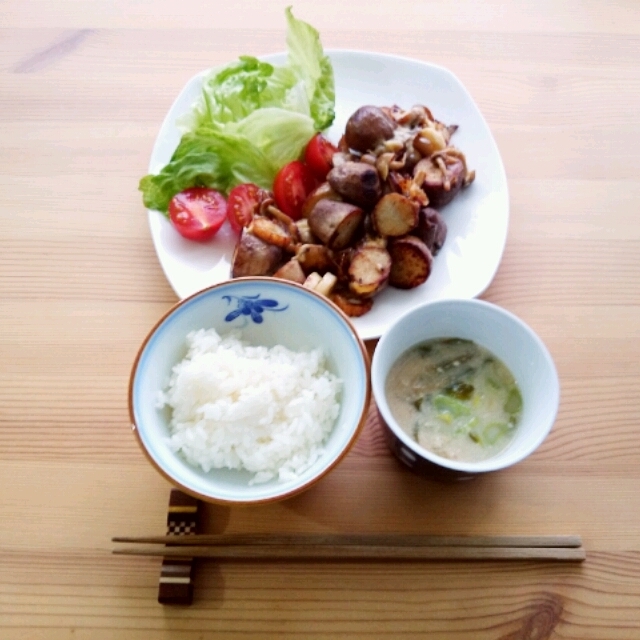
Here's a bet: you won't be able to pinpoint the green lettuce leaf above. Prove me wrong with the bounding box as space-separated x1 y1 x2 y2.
140 8 334 214
284 6 335 131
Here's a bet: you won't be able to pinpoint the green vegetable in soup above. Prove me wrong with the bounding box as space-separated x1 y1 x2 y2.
471 422 512 447
433 394 472 417
504 387 523 414
445 381 475 400
454 416 479 436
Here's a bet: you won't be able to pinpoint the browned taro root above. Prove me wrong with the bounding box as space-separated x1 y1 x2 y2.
413 154 466 208
231 229 284 278
273 258 306 284
371 193 419 237
327 161 382 209
301 182 341 218
331 246 356 282
388 235 434 289
412 207 447 255
307 200 364 250
329 290 374 317
295 243 335 274
348 244 392 297
345 105 397 153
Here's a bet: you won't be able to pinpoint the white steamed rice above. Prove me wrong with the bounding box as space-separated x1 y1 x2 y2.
158 328 342 484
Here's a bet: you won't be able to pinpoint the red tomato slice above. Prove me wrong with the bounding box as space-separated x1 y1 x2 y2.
227 183 264 234
304 133 339 180
168 187 227 242
273 160 318 221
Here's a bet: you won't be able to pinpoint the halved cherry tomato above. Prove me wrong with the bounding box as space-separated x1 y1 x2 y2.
304 133 339 180
168 187 227 242
227 183 264 234
273 160 318 221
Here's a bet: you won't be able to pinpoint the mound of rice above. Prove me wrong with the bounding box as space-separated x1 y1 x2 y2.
158 328 342 484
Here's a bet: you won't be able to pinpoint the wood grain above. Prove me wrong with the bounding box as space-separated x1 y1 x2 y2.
2 0 640 637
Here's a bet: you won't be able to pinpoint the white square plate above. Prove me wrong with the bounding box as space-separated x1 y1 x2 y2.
146 50 509 340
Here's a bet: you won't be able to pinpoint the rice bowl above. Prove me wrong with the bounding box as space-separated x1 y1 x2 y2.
129 277 371 505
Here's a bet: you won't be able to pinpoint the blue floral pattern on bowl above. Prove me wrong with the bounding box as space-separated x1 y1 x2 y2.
223 294 288 324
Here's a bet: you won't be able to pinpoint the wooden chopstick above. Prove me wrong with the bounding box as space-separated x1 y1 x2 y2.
112 534 585 562
113 533 582 548
113 544 585 561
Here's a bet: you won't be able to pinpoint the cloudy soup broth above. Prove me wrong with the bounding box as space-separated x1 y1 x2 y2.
385 338 523 462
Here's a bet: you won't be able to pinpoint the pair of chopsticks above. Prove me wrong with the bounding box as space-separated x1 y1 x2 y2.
112 533 585 562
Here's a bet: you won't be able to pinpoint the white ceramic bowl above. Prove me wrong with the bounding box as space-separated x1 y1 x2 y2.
129 278 371 504
371 299 559 478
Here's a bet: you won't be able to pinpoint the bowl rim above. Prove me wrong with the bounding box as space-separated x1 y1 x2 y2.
128 277 372 505
371 297 560 474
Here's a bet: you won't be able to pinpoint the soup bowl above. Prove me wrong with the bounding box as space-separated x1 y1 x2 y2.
129 277 371 504
371 298 559 479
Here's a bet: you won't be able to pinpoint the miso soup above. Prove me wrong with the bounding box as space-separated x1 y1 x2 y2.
385 338 523 462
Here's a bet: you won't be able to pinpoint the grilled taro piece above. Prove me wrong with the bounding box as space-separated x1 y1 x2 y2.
371 193 420 237
327 161 382 210
307 200 364 251
345 105 397 153
388 235 434 289
273 258 306 284
301 182 341 219
412 207 447 255
347 242 392 298
231 229 284 277
329 289 374 318
413 155 465 208
295 243 336 275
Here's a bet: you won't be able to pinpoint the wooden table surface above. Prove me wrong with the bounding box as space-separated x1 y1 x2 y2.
2 1 640 637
